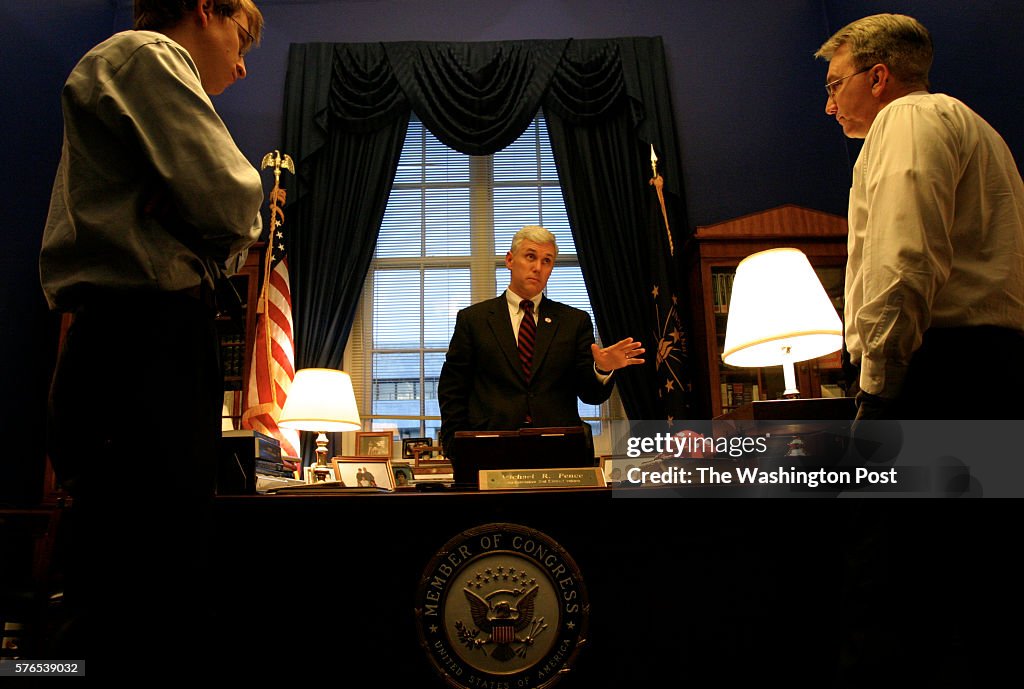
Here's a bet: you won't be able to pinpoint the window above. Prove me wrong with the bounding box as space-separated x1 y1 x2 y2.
347 113 612 451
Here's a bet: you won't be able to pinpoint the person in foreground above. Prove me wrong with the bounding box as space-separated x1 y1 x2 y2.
438 225 645 461
816 13 1024 421
40 0 264 666
816 16 1020 688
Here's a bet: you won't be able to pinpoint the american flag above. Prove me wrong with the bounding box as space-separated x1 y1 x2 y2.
242 177 300 460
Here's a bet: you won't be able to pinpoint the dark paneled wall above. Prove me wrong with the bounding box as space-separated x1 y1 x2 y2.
3 0 1021 503
1 1 119 505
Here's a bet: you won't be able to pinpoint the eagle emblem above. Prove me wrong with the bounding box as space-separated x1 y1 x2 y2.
455 583 547 661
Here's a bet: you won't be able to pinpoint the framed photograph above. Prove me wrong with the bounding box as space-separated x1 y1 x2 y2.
356 431 393 458
402 437 432 460
600 455 640 484
332 456 395 491
600 455 665 485
392 461 415 489
303 465 337 484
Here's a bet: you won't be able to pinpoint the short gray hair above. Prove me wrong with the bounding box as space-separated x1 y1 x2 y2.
815 13 932 89
510 225 558 257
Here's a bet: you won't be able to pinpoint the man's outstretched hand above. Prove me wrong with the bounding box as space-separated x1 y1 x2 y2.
592 337 645 372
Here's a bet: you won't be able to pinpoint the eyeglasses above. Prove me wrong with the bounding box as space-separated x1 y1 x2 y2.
227 14 255 58
825 67 870 99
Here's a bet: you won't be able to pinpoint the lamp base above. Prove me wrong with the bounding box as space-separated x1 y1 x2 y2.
785 436 808 456
310 464 334 483
311 432 334 484
782 360 800 398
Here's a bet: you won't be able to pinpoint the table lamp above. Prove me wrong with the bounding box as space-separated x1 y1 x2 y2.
721 248 842 398
279 368 361 483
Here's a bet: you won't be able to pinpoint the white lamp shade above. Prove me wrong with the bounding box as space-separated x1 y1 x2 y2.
278 368 361 433
722 248 843 368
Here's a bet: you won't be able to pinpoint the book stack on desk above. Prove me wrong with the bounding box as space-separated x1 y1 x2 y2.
255 457 293 479
219 429 290 494
256 473 306 493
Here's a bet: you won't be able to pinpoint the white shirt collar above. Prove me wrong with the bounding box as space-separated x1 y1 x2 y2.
505 288 541 313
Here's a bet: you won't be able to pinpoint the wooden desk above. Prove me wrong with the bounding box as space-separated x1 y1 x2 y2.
714 397 857 422
212 488 847 685
713 397 856 460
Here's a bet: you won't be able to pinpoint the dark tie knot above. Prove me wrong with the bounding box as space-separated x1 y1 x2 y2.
521 300 534 314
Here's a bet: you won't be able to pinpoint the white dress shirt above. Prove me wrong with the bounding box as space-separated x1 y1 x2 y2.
846 92 1024 397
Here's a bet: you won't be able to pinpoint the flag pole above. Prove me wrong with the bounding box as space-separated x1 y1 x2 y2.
649 144 674 256
258 150 295 406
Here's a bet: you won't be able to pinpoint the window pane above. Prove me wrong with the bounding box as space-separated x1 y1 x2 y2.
378 188 422 258
373 270 421 348
425 137 469 184
493 136 540 180
539 187 571 237
423 352 446 417
394 119 470 184
424 269 470 348
493 185 572 255
372 352 421 419
493 117 558 182
579 402 601 421
425 418 441 443
425 189 472 256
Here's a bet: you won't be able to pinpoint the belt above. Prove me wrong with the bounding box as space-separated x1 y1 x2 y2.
74 283 217 314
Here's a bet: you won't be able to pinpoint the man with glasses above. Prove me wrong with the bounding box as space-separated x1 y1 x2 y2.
41 0 265 668
815 14 1024 421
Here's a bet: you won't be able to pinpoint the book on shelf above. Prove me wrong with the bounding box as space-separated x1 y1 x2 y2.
720 381 761 408
712 271 734 314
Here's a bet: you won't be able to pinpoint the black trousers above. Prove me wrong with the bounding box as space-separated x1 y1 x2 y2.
47 290 222 671
887 325 1024 419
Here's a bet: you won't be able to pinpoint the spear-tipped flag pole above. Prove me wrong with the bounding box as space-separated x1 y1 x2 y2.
649 144 674 256
242 150 300 462
256 150 295 317
647 142 691 425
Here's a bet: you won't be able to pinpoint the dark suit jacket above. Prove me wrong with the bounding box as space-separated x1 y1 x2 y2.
438 293 613 457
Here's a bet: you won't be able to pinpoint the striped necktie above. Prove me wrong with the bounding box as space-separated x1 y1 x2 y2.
517 299 536 380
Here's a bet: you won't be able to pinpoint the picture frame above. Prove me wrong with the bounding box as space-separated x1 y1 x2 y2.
416 451 446 465
355 431 394 458
391 461 415 489
402 437 433 460
600 455 641 484
303 465 337 485
600 454 664 485
331 456 396 491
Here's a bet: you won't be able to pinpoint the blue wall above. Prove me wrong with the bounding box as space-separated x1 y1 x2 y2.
3 0 1021 502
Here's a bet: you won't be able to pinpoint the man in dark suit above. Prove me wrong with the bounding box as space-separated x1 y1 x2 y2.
438 226 645 459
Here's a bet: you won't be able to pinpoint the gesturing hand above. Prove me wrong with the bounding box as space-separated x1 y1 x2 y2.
591 337 645 372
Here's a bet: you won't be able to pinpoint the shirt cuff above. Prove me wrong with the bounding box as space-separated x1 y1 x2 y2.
859 354 907 399
593 363 613 383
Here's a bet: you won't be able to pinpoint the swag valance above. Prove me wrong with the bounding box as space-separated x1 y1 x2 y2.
285 37 683 196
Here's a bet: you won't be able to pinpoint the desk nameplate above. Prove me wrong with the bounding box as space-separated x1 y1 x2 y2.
479 466 606 491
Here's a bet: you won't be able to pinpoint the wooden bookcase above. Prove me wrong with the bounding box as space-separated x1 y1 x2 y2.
217 244 264 429
682 205 849 417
